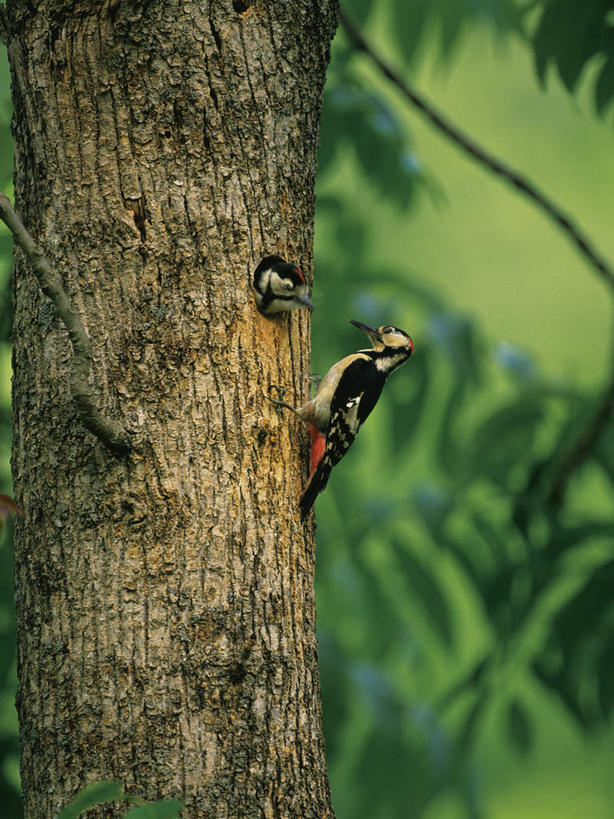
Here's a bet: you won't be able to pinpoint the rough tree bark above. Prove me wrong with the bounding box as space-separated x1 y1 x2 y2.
4 1 337 816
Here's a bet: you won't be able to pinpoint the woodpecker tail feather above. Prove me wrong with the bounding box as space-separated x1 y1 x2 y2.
300 462 332 519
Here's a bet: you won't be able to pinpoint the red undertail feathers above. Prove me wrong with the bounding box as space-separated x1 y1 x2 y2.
309 425 326 478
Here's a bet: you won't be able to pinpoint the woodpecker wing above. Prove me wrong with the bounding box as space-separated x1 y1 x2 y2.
323 393 362 466
300 394 362 518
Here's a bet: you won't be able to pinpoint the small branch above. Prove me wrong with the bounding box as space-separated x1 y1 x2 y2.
0 194 132 454
548 320 614 506
339 10 614 293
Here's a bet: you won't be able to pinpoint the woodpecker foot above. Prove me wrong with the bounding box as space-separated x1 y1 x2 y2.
266 385 293 412
309 373 322 392
265 385 304 420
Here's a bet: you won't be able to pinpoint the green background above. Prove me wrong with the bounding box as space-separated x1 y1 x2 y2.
1 2 614 816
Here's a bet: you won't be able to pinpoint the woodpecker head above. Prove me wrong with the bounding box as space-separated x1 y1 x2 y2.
253 255 314 315
351 320 414 371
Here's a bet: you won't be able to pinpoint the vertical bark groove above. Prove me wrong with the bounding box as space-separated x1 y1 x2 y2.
7 0 338 815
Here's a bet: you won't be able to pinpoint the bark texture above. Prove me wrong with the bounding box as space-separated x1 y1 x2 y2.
6 1 337 816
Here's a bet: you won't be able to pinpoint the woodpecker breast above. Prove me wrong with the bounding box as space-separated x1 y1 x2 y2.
300 352 372 430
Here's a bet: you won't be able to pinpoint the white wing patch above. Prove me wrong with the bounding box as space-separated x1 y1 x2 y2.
323 391 364 468
344 394 362 432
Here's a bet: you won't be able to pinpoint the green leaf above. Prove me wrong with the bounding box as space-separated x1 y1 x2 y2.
391 537 454 647
531 0 614 99
597 635 614 719
470 397 545 486
441 534 484 589
437 0 465 57
393 0 431 65
57 781 128 819
595 56 614 115
506 698 533 755
412 483 453 538
482 563 520 632
351 555 409 659
436 380 466 477
318 86 346 176
471 510 511 567
353 665 402 731
319 82 419 208
318 630 351 758
546 520 614 559
533 558 614 729
456 694 488 754
390 0 521 66
342 0 375 27
125 800 183 818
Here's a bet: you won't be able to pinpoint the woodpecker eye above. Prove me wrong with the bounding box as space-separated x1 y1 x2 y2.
283 281 294 291
382 326 395 334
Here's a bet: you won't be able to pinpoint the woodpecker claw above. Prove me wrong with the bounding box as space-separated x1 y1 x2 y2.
265 385 305 420
267 384 284 401
309 373 322 393
265 385 290 412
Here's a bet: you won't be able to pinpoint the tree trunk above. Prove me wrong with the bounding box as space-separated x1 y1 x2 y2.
5 1 337 816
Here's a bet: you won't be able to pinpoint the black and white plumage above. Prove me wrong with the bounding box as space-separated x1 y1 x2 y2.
268 320 414 517
253 255 314 315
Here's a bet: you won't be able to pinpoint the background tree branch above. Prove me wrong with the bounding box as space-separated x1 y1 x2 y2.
339 9 614 293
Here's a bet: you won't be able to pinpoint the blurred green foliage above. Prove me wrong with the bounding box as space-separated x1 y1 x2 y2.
314 2 614 818
531 0 614 117
1 1 614 818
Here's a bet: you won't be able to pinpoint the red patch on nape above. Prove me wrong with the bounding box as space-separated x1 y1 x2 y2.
293 267 305 284
309 426 326 478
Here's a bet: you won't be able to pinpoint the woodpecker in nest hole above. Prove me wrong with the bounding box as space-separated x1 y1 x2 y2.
253 255 314 315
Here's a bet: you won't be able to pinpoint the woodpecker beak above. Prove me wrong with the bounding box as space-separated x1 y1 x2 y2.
299 293 314 311
350 320 382 343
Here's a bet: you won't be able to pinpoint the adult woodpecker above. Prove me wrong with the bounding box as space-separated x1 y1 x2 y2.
253 255 314 315
268 320 414 517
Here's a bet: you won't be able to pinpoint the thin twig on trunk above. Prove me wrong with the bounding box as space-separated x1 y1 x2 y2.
0 194 132 454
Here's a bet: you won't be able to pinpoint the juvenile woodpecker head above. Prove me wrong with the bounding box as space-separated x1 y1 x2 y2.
350 320 414 372
253 255 314 315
